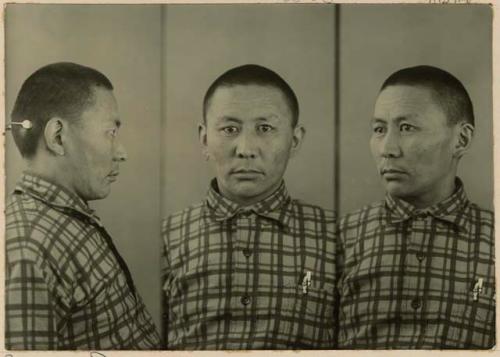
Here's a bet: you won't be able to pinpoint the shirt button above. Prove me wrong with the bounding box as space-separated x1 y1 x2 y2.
243 249 252 258
416 252 425 262
411 298 422 310
241 295 251 306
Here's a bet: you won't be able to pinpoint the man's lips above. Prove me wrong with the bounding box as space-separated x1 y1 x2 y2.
230 169 264 178
380 168 408 178
107 171 120 182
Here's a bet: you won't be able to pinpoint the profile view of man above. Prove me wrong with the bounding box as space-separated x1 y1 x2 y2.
5 62 160 350
162 64 337 349
338 65 495 349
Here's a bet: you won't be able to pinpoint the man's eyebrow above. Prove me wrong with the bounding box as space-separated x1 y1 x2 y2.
371 118 386 124
255 114 279 121
217 116 242 123
114 119 122 128
372 114 417 123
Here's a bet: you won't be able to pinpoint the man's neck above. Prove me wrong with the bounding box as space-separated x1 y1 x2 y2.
215 180 283 207
399 177 457 209
26 157 78 198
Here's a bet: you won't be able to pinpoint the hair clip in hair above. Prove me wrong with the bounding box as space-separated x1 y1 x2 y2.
7 120 33 130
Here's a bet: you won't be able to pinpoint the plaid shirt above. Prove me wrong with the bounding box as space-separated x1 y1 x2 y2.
162 180 337 350
5 172 160 350
338 179 495 349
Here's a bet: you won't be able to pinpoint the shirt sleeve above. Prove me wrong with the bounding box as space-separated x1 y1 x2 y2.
6 261 58 350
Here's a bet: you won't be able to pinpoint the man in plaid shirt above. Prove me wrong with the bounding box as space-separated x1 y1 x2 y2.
5 62 160 349
338 65 495 349
162 64 337 349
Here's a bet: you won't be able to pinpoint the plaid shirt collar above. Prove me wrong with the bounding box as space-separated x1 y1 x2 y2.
14 171 102 226
383 178 470 232
204 179 292 228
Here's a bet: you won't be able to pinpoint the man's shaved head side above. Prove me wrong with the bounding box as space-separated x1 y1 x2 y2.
380 65 474 127
11 62 114 158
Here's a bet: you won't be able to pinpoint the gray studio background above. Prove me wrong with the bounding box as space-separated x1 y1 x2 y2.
5 4 492 332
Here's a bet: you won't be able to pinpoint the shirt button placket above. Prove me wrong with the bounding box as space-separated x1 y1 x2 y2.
238 213 253 260
236 211 254 314
406 219 424 312
234 214 248 283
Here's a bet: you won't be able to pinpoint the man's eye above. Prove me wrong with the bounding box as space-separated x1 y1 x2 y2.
108 128 118 138
258 124 274 133
373 126 386 134
400 123 416 132
221 126 239 135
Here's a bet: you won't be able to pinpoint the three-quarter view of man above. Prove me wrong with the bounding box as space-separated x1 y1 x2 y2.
338 65 495 349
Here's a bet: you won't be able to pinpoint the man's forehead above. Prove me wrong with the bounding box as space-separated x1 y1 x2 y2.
79 87 121 126
207 84 291 119
374 84 443 119
90 86 117 107
212 84 285 101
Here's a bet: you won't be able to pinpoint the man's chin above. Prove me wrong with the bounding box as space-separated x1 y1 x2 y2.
222 183 272 205
82 188 111 201
228 178 261 190
384 181 412 199
231 185 262 199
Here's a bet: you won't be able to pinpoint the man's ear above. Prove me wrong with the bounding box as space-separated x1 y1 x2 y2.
453 122 474 159
290 124 306 158
198 122 209 160
44 117 66 156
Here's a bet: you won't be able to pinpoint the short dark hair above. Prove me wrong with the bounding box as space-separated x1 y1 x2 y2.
11 62 114 158
380 65 474 126
203 64 299 127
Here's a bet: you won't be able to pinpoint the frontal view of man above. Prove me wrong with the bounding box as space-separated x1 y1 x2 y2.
5 62 160 349
162 64 337 349
338 65 495 349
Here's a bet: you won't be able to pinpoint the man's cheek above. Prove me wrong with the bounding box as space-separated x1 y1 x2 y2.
271 147 290 163
412 146 436 166
210 146 229 160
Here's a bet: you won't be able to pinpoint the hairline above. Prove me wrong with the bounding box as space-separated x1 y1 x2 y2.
203 82 298 127
379 83 468 127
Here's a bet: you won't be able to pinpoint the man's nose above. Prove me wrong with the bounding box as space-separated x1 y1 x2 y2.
380 130 402 158
235 131 257 159
113 142 128 162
